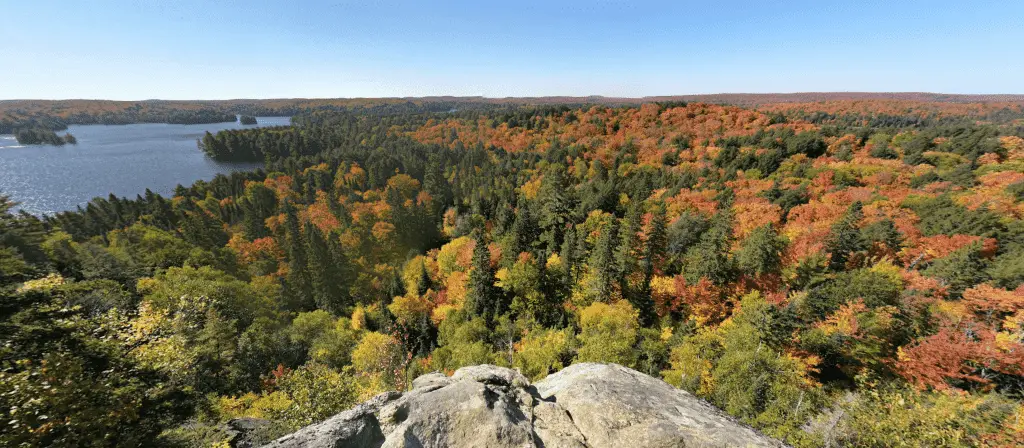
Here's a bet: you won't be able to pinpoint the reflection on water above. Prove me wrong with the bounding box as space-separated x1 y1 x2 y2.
0 117 289 215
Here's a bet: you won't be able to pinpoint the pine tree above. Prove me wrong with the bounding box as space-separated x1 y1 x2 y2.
282 201 312 310
684 211 734 285
616 202 644 279
507 199 536 261
861 218 904 255
423 152 451 217
561 225 580 284
537 164 573 253
305 222 347 313
416 260 432 296
825 201 866 271
644 201 668 274
736 224 787 277
924 242 990 299
180 209 229 249
467 231 501 323
590 220 620 302
635 202 668 326
387 269 406 300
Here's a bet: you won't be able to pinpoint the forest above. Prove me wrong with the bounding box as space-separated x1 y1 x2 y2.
2 99 1024 447
6 94 1022 133
0 107 237 133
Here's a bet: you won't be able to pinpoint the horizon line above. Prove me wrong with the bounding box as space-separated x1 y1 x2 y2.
4 91 1024 103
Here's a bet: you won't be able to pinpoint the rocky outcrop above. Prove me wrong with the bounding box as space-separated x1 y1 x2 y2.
262 363 785 448
224 417 273 448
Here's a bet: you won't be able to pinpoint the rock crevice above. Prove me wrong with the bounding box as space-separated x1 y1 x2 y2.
263 363 785 448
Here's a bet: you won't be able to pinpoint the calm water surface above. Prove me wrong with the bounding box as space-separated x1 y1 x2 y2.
0 117 290 215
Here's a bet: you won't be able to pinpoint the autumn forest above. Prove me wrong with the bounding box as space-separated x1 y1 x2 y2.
3 97 1024 447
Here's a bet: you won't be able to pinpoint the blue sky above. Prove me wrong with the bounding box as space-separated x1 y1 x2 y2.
2 1 1022 100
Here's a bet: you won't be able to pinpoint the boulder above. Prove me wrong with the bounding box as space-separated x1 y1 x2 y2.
223 417 272 448
263 363 785 448
534 363 783 448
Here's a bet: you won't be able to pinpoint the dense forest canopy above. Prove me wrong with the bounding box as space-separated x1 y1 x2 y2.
3 98 1024 446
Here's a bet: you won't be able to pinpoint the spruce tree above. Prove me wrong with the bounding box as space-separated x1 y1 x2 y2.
305 222 347 313
825 201 866 271
736 224 787 277
282 201 312 310
683 211 734 285
561 224 579 284
636 202 668 326
537 164 573 252
644 201 668 273
507 199 536 261
590 220 620 302
616 202 644 279
467 230 501 323
416 260 432 296
181 209 229 249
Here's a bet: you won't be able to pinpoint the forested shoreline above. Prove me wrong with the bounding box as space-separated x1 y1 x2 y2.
5 95 1024 134
2 100 1024 446
13 128 77 145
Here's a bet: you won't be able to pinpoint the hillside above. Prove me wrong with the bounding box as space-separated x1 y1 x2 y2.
2 98 1023 447
5 92 1022 134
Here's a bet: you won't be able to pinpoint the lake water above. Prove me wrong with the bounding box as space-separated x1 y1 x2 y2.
0 117 290 215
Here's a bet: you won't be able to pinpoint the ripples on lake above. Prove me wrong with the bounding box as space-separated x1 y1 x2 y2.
0 117 290 215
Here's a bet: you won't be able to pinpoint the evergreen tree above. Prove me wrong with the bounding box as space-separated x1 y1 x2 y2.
589 220 620 302
615 201 644 279
423 152 452 216
283 202 313 310
467 231 501 323
644 202 668 273
736 224 787 277
305 222 347 313
537 164 573 252
825 201 866 271
507 198 536 261
561 224 580 283
861 218 904 255
923 242 990 299
684 211 734 285
636 202 668 326
416 259 432 296
180 209 229 249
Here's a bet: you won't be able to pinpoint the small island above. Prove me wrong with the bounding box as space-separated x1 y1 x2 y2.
239 115 258 125
14 128 77 146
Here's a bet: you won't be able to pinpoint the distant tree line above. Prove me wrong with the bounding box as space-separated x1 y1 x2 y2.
1 108 237 132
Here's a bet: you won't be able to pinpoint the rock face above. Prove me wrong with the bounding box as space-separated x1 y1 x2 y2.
263 363 785 448
224 417 272 448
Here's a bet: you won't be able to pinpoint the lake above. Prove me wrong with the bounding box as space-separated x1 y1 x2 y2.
0 117 290 215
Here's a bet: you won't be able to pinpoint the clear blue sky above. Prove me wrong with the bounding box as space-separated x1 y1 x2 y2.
2 0 1022 100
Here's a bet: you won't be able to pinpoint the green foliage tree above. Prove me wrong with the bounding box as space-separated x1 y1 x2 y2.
824 201 866 271
576 300 639 366
513 327 576 380
467 231 502 323
683 211 734 285
736 224 787 277
923 242 990 299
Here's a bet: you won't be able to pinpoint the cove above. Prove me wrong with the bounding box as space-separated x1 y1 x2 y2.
0 117 290 215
